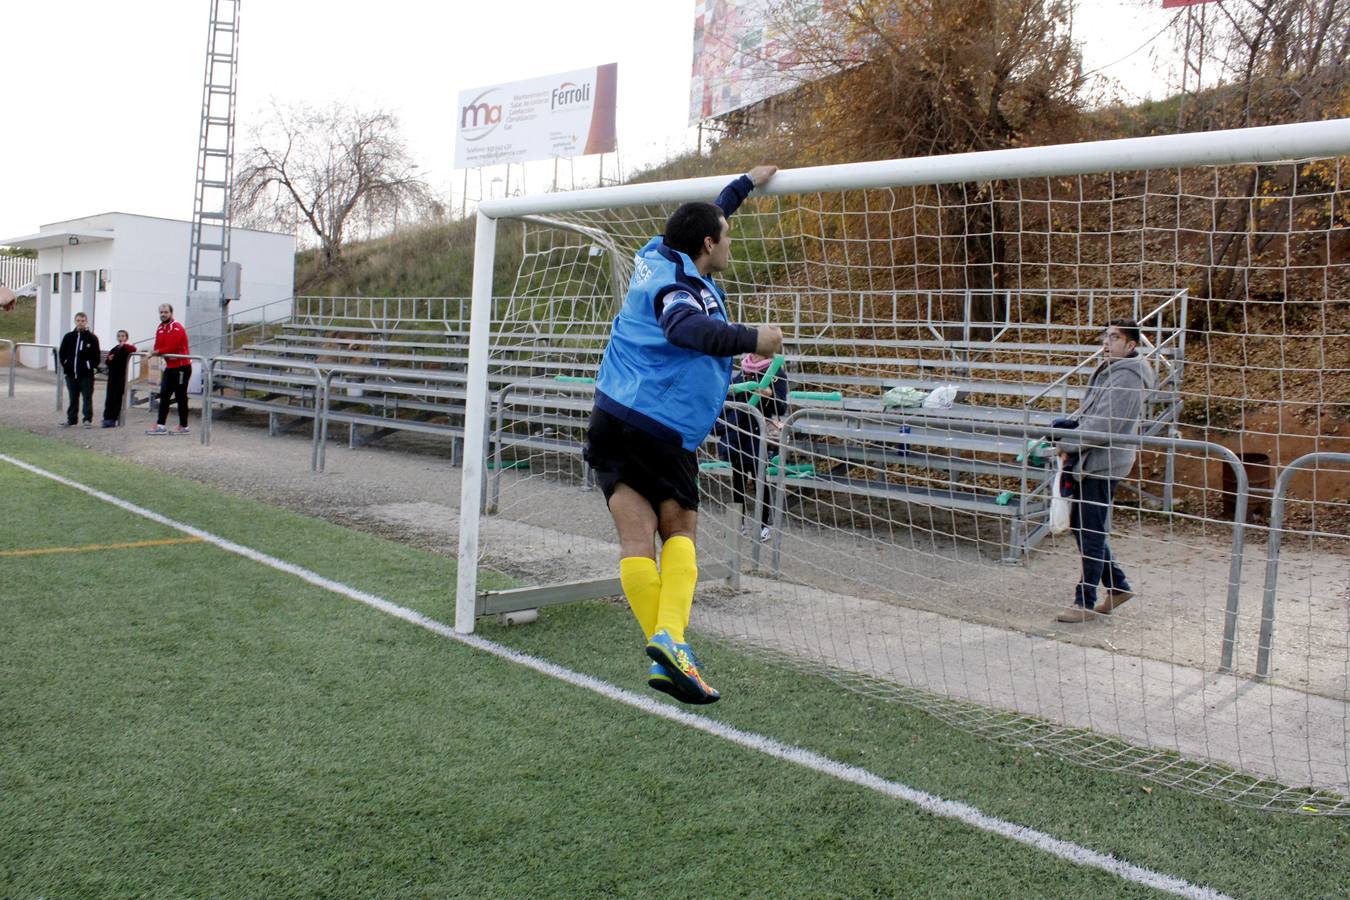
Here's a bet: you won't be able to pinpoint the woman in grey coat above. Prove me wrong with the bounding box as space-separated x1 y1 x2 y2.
1054 319 1155 623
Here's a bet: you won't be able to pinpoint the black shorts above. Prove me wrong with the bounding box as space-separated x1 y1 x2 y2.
584 406 700 511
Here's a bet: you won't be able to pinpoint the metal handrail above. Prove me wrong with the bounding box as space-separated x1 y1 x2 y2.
1 339 12 398
317 365 474 472
1021 289 1184 413
770 409 1253 672
12 342 61 409
126 295 297 352
295 295 472 330
1023 345 1105 412
208 355 324 470
121 352 210 443
1255 452 1350 680
490 378 597 511
924 290 1014 345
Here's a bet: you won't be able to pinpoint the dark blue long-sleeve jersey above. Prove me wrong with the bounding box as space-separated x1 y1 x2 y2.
656 174 760 357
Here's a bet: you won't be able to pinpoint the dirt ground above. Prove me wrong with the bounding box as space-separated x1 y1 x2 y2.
3 369 1347 799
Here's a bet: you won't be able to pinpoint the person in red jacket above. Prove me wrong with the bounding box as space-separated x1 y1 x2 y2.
146 303 192 435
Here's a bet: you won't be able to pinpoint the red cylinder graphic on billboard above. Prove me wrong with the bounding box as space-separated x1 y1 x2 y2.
584 63 618 156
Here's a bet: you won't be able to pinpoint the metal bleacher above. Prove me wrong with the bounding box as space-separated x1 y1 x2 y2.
206 289 1185 561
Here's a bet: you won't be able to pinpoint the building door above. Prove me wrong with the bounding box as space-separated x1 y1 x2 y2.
58 274 71 337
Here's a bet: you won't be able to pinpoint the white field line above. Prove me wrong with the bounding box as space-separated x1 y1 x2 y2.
1 451 1232 900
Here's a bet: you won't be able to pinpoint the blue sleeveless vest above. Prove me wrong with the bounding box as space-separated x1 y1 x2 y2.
594 236 736 451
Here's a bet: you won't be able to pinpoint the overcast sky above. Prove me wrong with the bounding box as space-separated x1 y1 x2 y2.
0 0 1180 242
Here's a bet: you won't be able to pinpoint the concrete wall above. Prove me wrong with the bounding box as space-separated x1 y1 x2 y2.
34 236 111 367
26 213 295 369
229 227 295 320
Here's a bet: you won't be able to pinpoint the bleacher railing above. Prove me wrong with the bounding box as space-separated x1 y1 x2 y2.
295 296 471 330
7 343 61 409
1256 452 1350 680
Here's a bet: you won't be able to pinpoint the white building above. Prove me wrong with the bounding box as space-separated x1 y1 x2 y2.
1 212 294 368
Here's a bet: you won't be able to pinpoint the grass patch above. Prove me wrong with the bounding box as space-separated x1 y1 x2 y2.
0 296 36 345
2 425 1347 898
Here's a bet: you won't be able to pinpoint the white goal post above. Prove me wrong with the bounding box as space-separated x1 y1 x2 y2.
455 118 1350 812
457 117 1350 630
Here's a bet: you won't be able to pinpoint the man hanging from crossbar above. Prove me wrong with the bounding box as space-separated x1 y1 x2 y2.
584 165 783 704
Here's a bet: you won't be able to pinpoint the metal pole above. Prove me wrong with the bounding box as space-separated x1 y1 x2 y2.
309 365 323 472
489 383 510 513
119 351 142 427
205 357 217 445
318 370 334 472
481 119 1350 220
747 402 768 574
1255 452 1350 679
455 211 499 633
201 359 212 445
769 417 792 574
52 348 62 410
3 340 14 398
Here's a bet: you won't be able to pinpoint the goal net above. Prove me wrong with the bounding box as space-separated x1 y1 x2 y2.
457 120 1350 814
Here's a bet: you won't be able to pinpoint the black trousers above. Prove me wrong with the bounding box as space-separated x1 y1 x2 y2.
731 454 776 527
1069 475 1131 609
102 372 127 423
157 367 191 427
65 373 94 424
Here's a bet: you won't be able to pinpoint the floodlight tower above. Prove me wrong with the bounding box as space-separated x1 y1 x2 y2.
186 0 241 308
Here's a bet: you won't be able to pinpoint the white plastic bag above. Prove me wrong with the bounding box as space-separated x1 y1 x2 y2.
1049 455 1071 535
922 384 958 409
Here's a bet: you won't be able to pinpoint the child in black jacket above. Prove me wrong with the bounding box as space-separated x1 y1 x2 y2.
100 331 137 427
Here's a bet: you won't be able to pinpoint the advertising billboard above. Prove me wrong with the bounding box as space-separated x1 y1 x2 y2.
690 0 829 124
455 63 617 168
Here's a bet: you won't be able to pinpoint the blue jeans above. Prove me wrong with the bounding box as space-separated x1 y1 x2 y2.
1069 474 1130 609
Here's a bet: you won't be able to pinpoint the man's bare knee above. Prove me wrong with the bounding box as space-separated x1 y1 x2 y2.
657 499 698 544
609 483 659 559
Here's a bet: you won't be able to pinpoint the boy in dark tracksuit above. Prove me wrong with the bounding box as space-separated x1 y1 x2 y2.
718 355 789 541
58 312 101 427
101 331 137 427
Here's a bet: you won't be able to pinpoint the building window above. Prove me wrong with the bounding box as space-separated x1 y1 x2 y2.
51 273 59 293
73 271 82 292
97 269 110 292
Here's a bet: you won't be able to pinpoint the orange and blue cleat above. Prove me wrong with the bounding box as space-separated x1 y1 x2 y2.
647 660 681 699
645 630 720 704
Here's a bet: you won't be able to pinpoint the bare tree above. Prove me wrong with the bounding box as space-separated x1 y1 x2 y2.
233 102 436 267
1162 0 1349 129
1151 1 1349 307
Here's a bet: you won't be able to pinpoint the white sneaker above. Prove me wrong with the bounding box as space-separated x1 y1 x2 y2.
739 521 749 537
759 525 772 542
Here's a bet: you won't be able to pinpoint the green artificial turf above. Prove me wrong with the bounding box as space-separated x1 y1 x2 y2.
1 426 1346 898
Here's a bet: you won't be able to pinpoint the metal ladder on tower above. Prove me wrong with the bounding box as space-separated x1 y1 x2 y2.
186 0 241 302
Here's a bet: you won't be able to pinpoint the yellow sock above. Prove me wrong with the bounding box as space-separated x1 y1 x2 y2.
619 557 661 639
654 535 698 644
